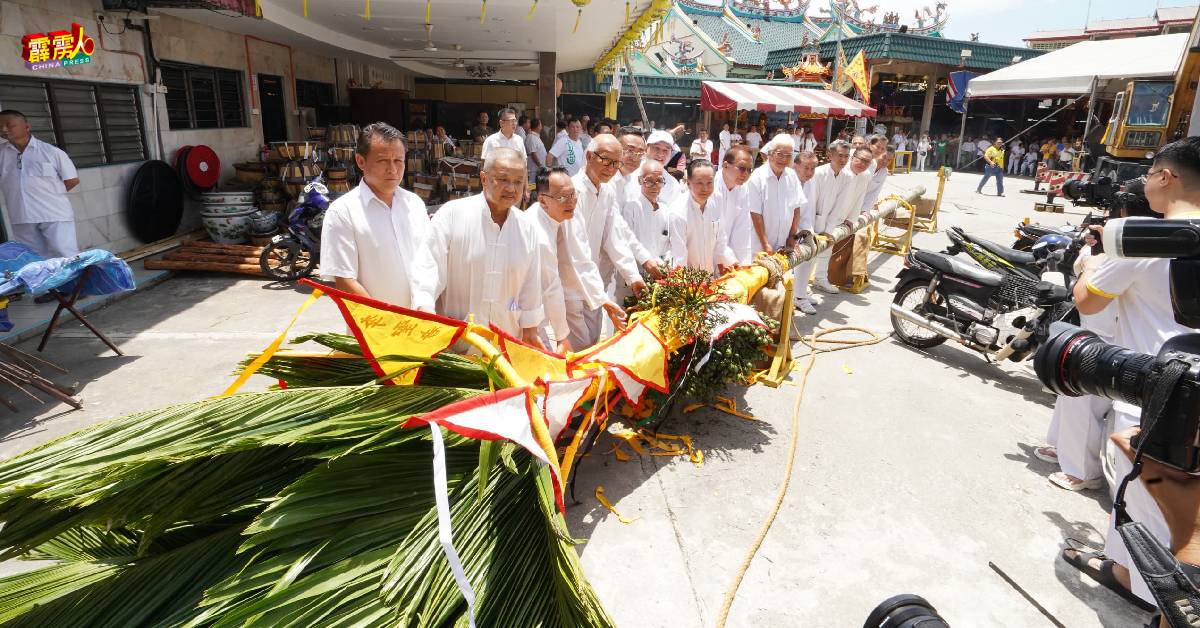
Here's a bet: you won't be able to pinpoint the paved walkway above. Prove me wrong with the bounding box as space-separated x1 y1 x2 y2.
0 169 1142 626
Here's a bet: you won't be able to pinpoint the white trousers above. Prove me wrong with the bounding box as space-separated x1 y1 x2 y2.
11 221 79 259
565 300 603 350
1045 394 1110 480
1007 158 1020 175
916 153 927 171
793 257 814 301
1103 409 1170 605
812 248 833 286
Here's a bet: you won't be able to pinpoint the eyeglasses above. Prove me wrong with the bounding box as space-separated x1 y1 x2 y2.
729 164 752 175
539 192 577 204
500 117 517 124
622 147 646 157
1144 167 1177 182
639 177 665 186
770 150 793 159
592 153 621 169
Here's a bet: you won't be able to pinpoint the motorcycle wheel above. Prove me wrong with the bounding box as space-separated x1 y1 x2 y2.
259 239 315 281
891 283 948 349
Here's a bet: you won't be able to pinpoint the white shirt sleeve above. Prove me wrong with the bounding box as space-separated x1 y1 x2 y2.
602 211 643 287
410 213 449 313
538 228 569 340
516 218 545 330
716 219 737 267
668 206 687 269
746 175 765 216
317 204 358 282
55 146 78 181
1087 257 1143 299
796 181 812 234
618 202 654 266
548 138 567 162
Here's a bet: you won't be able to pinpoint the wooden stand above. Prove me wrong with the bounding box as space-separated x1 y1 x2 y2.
913 167 947 233
38 266 124 357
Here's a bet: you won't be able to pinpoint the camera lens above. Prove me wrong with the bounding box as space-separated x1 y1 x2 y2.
1062 179 1086 201
864 594 949 628
1034 323 1156 404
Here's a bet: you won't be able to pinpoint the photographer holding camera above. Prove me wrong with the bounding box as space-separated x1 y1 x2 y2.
1061 137 1200 611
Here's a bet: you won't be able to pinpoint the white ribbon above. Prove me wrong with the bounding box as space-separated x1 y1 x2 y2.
429 424 478 628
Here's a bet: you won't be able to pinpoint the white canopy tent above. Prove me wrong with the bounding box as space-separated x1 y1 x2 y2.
966 33 1189 99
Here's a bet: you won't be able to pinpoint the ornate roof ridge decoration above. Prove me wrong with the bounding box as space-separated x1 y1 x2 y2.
677 0 812 23
811 0 948 37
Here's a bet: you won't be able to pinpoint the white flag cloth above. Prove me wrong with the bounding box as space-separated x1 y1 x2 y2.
539 377 594 442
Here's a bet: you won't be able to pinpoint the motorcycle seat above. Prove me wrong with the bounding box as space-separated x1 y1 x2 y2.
914 249 1004 287
970 234 1037 266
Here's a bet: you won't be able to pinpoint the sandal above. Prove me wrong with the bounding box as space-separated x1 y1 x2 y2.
1062 544 1156 612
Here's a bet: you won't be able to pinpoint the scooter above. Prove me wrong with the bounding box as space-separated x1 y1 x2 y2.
259 180 327 281
889 235 1078 363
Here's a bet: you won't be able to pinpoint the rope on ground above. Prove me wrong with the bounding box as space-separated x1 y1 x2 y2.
714 325 888 628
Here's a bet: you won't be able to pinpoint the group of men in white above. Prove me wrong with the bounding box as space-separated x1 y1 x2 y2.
321 120 896 354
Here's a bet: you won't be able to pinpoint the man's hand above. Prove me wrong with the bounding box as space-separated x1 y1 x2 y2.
520 327 546 350
630 280 647 295
642 260 664 279
1112 427 1200 556
558 338 573 354
602 303 628 331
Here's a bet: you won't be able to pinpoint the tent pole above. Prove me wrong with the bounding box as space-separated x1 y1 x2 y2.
1081 76 1099 165
956 98 969 168
624 51 650 128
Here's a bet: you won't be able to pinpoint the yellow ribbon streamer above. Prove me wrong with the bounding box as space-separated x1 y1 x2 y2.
526 0 537 19
425 0 431 23
218 289 323 397
572 8 582 33
254 0 261 16
595 486 637 524
364 0 371 20
302 0 307 17
480 0 487 22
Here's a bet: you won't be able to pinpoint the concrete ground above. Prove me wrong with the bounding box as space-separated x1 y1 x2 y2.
0 168 1142 627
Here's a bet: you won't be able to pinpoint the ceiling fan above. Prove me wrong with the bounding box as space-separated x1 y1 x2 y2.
388 22 437 53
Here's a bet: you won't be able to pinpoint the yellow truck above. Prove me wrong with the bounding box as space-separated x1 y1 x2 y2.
1103 19 1200 159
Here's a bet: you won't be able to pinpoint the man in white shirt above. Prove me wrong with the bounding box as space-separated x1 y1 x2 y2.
411 148 544 344
1064 137 1200 610
843 136 891 292
548 119 586 176
571 134 645 346
789 127 804 153
480 107 526 162
611 127 647 204
1007 139 1024 175
525 118 548 179
746 135 806 271
621 160 671 269
645 130 682 205
718 122 732 165
668 160 736 274
713 145 756 265
797 140 855 300
0 110 80 258
690 128 714 163
530 166 623 352
745 127 762 162
320 123 428 307
516 115 529 139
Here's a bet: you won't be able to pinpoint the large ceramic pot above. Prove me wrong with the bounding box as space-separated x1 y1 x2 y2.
201 191 256 205
248 209 279 234
203 202 255 215
200 207 255 244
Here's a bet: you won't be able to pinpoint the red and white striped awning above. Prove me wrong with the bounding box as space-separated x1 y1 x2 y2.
700 80 876 118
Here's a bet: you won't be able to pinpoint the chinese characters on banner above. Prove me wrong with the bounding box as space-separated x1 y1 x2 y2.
22 22 95 71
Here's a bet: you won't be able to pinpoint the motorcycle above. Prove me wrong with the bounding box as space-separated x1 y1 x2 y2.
1012 221 1078 251
889 234 1080 362
259 180 328 281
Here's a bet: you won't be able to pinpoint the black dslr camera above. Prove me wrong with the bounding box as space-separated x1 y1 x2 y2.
1036 325 1200 472
1062 176 1154 218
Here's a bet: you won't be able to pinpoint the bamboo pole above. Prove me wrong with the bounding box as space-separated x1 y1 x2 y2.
180 241 265 255
164 252 263 265
788 186 925 267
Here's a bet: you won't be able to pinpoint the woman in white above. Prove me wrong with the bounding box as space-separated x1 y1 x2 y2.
667 159 737 274
1007 141 1025 176
916 134 931 171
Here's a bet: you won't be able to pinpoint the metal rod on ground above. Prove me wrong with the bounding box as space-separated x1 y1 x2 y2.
785 186 927 270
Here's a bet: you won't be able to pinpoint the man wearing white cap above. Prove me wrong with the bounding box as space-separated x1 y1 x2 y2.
746 134 808 303
645 129 681 205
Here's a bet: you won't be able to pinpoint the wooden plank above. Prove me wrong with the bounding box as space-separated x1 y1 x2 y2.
179 241 265 255
163 252 262 265
118 229 206 262
144 258 266 276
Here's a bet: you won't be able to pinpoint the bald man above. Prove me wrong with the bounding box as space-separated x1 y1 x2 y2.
412 148 544 345
570 134 644 347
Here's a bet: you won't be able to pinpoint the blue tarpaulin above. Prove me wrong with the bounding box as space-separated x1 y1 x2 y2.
0 243 136 332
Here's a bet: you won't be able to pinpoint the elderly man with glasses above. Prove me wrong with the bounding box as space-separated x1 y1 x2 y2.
412 148 544 345
621 159 672 270
746 135 810 301
644 130 682 205
611 127 647 204
480 107 526 162
789 140 854 313
529 166 623 353
569 134 645 346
